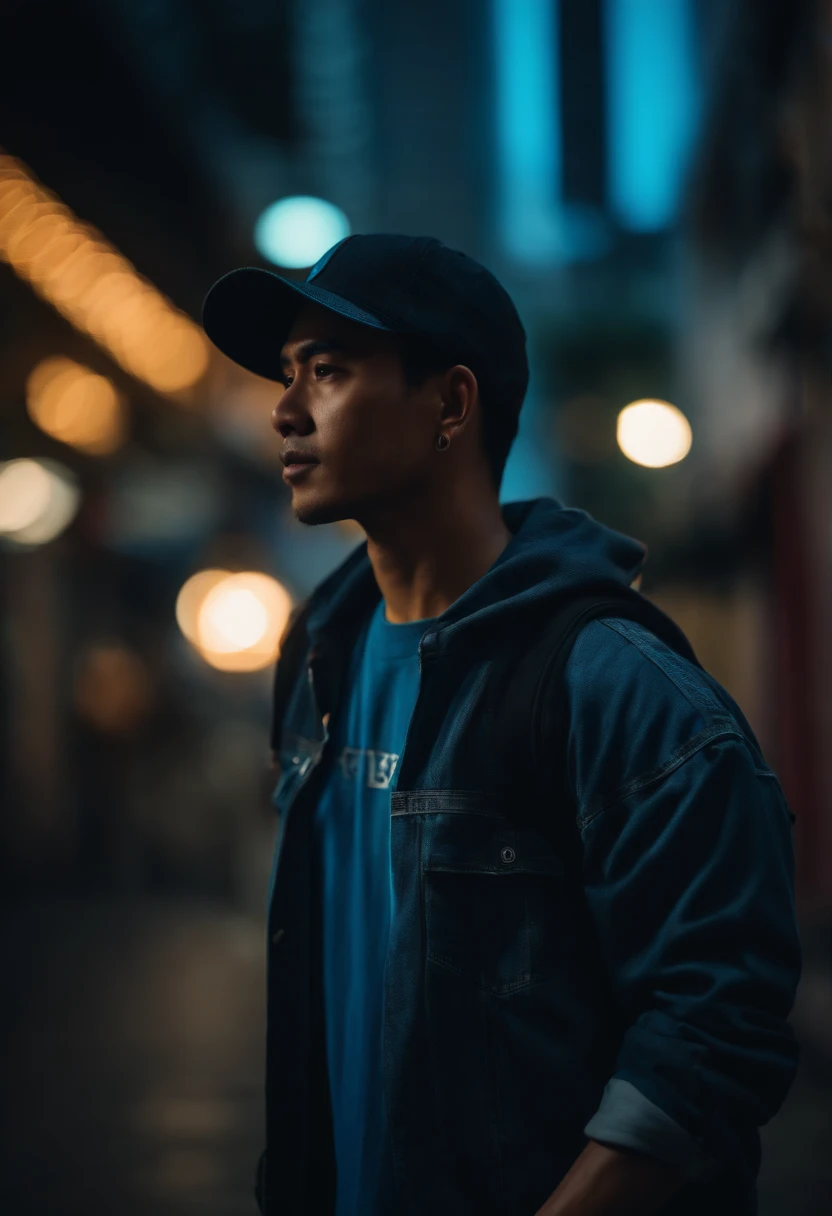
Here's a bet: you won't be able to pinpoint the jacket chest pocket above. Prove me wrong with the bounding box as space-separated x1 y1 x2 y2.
422 813 564 996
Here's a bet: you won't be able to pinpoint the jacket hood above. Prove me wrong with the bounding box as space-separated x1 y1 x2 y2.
303 497 648 650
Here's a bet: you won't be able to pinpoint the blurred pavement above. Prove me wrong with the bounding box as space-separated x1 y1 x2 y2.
0 896 830 1215
0 897 266 1216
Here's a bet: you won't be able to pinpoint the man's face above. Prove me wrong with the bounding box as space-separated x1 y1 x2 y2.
272 302 440 527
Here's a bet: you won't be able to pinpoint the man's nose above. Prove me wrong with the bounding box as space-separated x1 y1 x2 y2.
272 389 295 434
272 405 304 439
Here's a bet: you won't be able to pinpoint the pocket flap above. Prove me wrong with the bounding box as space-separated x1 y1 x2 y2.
424 819 564 876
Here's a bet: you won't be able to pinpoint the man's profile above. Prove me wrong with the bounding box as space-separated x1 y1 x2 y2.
203 234 801 1216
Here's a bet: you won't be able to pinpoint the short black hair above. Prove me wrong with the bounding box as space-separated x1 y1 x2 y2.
395 333 520 495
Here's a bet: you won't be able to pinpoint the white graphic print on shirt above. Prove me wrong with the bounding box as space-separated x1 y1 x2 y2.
337 746 400 789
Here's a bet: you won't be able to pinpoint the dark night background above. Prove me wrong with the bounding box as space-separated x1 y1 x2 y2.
1 1 832 1212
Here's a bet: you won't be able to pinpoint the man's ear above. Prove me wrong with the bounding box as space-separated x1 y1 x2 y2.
442 364 478 432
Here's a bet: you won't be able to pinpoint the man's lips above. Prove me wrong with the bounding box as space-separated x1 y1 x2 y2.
280 451 318 467
283 459 319 480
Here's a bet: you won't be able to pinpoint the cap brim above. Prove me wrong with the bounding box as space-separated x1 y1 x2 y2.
202 265 395 381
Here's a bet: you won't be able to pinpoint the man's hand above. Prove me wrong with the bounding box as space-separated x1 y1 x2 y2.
533 1139 686 1216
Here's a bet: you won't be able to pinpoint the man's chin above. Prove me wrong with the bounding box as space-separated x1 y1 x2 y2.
291 496 353 527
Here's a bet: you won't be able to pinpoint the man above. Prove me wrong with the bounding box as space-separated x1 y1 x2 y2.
202 234 801 1216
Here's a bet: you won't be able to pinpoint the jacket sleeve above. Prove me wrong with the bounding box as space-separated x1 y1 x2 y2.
563 620 802 1180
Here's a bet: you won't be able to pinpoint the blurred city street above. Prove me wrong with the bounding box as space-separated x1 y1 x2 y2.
0 897 267 1216
0 895 830 1216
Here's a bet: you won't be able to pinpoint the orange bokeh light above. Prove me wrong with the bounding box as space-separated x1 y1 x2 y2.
26 356 127 455
176 570 293 673
0 149 212 397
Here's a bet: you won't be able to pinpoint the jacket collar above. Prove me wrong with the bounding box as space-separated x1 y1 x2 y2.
303 497 647 655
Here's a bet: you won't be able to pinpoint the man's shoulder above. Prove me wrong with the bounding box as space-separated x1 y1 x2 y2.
558 614 752 814
564 613 738 730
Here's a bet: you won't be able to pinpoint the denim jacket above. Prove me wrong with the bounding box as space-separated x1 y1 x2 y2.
261 497 801 1216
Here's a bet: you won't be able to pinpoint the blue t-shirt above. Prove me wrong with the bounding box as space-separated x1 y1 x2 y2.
314 597 435 1216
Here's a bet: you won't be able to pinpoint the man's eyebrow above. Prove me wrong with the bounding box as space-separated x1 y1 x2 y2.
279 338 347 367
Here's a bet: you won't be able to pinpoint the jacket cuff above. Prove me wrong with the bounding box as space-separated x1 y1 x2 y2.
583 1078 721 1183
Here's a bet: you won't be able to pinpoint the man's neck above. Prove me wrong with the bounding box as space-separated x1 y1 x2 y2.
363 489 513 624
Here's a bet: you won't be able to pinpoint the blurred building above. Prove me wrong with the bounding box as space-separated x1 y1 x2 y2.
682 0 832 921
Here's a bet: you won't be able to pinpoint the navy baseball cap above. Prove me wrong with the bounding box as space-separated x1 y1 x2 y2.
202 233 528 421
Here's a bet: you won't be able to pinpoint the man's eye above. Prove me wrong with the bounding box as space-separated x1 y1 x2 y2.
280 375 293 388
314 363 337 377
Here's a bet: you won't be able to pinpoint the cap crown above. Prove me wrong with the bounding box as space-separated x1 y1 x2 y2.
306 234 528 412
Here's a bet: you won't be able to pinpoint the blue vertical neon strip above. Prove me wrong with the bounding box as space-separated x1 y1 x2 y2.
603 0 699 231
493 0 562 263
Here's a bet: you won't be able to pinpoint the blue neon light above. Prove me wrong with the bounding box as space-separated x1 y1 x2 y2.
493 0 561 264
603 0 699 232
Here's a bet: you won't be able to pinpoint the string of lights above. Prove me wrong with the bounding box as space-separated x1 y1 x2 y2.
0 149 211 396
